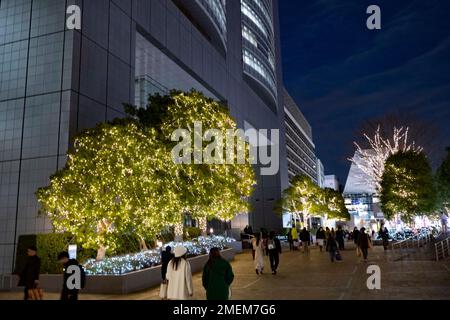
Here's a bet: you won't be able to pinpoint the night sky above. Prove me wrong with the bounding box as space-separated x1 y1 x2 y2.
279 0 450 184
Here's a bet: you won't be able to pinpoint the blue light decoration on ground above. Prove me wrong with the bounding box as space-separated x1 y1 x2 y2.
83 236 236 275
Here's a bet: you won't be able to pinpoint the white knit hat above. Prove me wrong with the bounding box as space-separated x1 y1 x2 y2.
174 245 187 258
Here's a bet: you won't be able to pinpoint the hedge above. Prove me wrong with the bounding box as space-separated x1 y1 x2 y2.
14 233 96 275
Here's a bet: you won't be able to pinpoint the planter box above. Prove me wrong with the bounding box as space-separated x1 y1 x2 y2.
37 248 236 294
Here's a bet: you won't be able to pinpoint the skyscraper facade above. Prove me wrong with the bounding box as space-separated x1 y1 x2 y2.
283 88 317 183
0 0 288 274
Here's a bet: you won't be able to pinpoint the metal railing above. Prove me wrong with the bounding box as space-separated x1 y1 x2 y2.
391 233 433 252
434 237 450 261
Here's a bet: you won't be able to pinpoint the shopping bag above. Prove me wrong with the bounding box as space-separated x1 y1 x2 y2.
293 240 299 248
27 287 44 300
336 252 342 261
159 280 168 300
356 246 361 257
368 240 373 249
228 286 232 300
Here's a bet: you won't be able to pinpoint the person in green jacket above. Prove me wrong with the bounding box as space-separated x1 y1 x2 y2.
202 247 234 300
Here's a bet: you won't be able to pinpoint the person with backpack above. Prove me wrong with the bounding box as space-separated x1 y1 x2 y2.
202 248 234 300
267 231 282 275
57 251 85 301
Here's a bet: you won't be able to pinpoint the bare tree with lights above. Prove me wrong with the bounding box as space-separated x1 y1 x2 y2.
350 126 423 192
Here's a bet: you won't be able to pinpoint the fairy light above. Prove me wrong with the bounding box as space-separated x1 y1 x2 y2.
83 236 236 275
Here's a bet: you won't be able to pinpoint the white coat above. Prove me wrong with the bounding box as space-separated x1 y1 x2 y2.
166 258 193 300
253 240 265 272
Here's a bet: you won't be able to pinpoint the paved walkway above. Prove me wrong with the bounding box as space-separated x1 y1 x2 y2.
1 242 449 300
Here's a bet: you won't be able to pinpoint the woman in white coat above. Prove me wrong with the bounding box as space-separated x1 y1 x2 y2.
253 233 265 275
166 246 193 300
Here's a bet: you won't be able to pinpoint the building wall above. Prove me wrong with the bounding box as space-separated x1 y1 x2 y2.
0 0 288 273
324 174 339 191
283 89 317 183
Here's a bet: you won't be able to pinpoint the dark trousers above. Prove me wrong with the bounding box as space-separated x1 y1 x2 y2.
268 251 279 271
61 287 79 301
24 287 29 300
337 239 345 250
329 250 336 262
361 248 368 260
288 240 293 251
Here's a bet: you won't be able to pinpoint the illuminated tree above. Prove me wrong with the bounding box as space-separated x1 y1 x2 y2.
36 120 182 259
275 175 349 226
350 126 423 192
380 150 438 222
125 90 256 236
437 147 450 213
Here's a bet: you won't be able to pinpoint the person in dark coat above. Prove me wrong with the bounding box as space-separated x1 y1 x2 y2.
353 227 360 245
202 247 234 300
57 251 81 301
326 234 339 262
18 245 41 300
161 246 174 280
336 226 345 251
299 228 311 254
267 231 282 275
358 227 371 262
316 227 326 252
287 229 293 251
379 225 390 250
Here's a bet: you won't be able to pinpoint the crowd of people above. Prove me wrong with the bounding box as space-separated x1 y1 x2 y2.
16 224 383 301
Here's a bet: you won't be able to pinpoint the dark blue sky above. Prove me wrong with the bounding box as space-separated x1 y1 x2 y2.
279 0 450 184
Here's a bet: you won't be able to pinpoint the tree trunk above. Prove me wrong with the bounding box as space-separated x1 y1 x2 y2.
96 246 106 261
174 222 184 242
139 238 148 251
198 217 207 236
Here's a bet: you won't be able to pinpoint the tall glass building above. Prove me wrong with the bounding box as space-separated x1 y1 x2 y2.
0 0 288 274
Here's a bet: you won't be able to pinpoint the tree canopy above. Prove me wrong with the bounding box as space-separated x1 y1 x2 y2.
275 175 350 222
437 147 450 212
36 119 181 255
380 150 438 222
125 90 256 222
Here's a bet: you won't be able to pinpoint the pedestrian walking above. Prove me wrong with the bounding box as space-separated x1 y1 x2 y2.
18 245 41 300
291 227 299 250
325 227 331 250
358 227 371 263
326 234 339 262
300 228 310 254
57 251 84 301
379 225 389 250
316 227 326 252
267 232 282 275
202 248 234 300
253 233 265 275
336 226 345 251
166 246 193 300
161 246 174 280
287 229 293 251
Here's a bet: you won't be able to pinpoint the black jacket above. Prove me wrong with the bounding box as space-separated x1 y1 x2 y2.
326 238 339 251
300 230 310 242
336 229 344 241
161 251 174 280
267 237 282 254
316 230 326 239
18 256 41 288
62 259 80 290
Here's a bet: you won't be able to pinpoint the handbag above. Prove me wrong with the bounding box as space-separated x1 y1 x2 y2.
336 252 342 261
28 287 44 300
368 239 373 249
356 246 361 257
159 280 168 300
